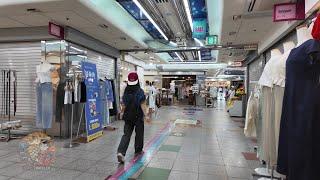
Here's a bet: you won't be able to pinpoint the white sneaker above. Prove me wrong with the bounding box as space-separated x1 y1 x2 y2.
117 153 125 163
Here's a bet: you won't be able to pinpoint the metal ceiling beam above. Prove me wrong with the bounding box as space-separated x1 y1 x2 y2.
137 0 175 40
170 0 193 39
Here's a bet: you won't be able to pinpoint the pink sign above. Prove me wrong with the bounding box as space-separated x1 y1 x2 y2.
273 2 305 22
48 22 64 39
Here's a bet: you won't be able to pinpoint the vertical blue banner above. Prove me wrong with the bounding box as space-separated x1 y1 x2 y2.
82 61 103 142
192 19 207 39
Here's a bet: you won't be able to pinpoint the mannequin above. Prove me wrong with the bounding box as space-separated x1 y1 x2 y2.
258 48 282 87
257 48 282 170
296 26 312 47
269 41 297 170
283 41 296 53
35 61 55 130
270 48 282 58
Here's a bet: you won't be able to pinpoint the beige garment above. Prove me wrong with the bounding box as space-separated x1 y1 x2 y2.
273 85 285 154
244 93 258 138
261 86 285 166
261 86 275 166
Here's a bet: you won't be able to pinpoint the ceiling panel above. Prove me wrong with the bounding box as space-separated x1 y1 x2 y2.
10 14 49 26
0 17 27 28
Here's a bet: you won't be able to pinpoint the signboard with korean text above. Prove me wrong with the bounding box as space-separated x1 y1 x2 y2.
192 19 207 40
48 22 64 39
81 61 103 142
273 2 305 22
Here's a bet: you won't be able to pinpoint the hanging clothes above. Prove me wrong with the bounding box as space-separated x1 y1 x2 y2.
36 82 53 129
244 93 258 138
105 80 114 103
277 39 320 179
80 81 87 103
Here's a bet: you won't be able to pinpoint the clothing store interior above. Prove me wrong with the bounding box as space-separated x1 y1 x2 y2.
0 0 319 180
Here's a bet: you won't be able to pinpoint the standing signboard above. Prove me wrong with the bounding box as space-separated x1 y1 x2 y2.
82 61 103 142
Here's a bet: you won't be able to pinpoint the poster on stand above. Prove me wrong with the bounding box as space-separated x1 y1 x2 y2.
82 61 103 142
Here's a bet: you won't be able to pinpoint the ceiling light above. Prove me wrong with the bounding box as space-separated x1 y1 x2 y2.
133 0 169 40
228 61 232 65
198 51 202 62
175 52 183 62
194 38 204 47
169 41 177 47
183 0 193 31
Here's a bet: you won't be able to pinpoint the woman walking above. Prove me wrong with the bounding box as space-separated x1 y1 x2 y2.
117 72 146 163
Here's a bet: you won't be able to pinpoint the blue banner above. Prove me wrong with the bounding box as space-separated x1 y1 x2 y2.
82 61 103 142
192 19 207 39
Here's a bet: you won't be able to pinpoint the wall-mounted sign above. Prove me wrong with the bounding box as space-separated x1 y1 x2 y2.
273 2 305 22
192 19 207 40
48 22 64 39
206 35 218 46
229 61 243 67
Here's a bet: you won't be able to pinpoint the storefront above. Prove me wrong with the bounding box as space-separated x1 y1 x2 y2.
0 26 120 141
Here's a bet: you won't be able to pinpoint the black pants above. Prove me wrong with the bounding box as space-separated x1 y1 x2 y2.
117 119 144 156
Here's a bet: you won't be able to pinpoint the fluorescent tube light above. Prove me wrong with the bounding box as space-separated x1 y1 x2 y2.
183 0 193 31
198 51 202 62
133 0 169 40
194 38 204 47
175 52 183 62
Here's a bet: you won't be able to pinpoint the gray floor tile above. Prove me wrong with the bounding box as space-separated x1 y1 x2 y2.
50 169 82 180
226 166 252 179
172 161 198 173
168 171 198 180
62 159 97 172
74 172 106 180
16 167 59 180
87 161 118 175
198 173 228 180
0 163 29 177
154 151 178 160
224 157 248 168
0 175 10 180
199 155 224 165
148 158 175 170
0 161 16 170
199 163 227 176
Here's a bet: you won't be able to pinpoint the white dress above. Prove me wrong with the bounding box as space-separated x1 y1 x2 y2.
148 86 156 109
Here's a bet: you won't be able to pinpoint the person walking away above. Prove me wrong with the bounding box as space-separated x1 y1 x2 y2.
148 82 157 120
117 72 146 163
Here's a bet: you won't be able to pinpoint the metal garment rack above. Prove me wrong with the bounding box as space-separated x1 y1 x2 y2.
0 69 20 141
64 68 83 148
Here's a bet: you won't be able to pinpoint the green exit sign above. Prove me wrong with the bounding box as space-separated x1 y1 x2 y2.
206 35 218 45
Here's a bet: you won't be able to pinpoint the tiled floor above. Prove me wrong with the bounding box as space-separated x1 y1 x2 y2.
0 101 262 180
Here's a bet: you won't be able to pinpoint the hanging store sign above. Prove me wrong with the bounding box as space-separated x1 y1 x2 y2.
82 61 103 142
206 35 218 46
273 2 305 22
48 22 64 39
229 61 243 67
192 19 207 40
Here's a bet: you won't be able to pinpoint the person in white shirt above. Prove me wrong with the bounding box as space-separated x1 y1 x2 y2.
148 82 157 120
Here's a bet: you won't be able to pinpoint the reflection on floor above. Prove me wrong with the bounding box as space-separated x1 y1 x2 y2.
0 101 260 180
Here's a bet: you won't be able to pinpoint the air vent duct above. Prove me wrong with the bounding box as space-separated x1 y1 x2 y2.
247 0 256 12
155 0 169 3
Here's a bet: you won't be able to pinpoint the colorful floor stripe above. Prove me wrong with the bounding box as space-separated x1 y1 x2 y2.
108 122 174 180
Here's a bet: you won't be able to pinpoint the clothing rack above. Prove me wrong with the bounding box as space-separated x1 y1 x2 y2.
64 68 83 148
0 69 21 141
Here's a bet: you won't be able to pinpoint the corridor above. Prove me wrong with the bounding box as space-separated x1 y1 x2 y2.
0 103 259 180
